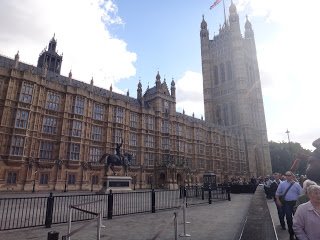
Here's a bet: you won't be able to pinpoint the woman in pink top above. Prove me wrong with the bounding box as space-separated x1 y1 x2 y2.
293 185 320 240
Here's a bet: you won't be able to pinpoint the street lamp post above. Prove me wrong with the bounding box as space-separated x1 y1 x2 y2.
134 174 136 190
64 171 68 192
32 170 37 193
285 129 294 165
91 172 94 192
150 174 153 189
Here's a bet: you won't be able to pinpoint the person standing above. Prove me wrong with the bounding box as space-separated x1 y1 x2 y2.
293 180 316 213
275 171 302 240
264 175 273 199
293 185 320 240
270 173 285 230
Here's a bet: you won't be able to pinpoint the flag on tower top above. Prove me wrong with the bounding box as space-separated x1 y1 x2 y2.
210 0 222 10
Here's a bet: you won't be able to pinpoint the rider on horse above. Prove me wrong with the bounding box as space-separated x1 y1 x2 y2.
116 140 124 165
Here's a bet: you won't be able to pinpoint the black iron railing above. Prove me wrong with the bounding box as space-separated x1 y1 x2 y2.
0 186 230 231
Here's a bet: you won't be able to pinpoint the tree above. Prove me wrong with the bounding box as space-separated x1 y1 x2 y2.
269 141 312 175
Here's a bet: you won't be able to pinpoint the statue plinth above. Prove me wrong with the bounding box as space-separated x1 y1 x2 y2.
100 175 132 193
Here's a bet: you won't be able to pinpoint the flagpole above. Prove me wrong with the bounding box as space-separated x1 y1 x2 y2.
223 0 227 26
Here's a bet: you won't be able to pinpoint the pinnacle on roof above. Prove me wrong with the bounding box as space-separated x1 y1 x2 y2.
245 15 252 30
171 78 175 86
229 0 237 13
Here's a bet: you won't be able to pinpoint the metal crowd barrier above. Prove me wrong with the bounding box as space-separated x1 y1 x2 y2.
61 200 104 240
0 186 230 231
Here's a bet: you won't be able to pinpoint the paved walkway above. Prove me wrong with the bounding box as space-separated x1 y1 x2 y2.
0 193 253 240
267 197 291 240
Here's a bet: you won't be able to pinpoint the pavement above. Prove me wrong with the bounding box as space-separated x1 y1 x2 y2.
0 192 253 240
0 187 294 240
267 197 292 240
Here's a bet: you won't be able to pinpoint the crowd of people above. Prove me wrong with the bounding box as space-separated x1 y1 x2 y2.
260 138 320 240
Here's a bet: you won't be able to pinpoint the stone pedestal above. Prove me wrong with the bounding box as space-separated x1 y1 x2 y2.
100 175 132 193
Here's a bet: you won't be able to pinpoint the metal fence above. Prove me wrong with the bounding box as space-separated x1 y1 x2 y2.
0 186 230 231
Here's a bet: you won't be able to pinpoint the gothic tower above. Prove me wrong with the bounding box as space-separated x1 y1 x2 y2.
37 34 63 74
200 1 272 177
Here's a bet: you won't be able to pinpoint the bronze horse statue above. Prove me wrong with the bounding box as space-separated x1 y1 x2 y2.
99 152 132 176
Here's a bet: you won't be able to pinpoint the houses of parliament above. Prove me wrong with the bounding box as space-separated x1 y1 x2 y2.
0 2 271 191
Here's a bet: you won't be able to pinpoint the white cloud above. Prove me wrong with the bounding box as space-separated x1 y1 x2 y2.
0 0 136 93
176 71 204 117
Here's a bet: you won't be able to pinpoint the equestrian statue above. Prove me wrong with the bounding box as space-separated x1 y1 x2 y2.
99 140 132 176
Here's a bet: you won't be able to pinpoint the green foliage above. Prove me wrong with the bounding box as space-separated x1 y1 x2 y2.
269 141 312 175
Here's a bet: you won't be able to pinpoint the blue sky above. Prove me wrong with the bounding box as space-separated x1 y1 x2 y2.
0 0 319 150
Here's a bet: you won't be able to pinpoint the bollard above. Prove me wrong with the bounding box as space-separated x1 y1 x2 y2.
45 192 54 228
107 190 113 219
208 185 212 204
47 230 59 240
151 188 156 213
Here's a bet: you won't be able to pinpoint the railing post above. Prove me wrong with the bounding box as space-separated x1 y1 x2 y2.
107 190 113 219
151 189 156 213
67 206 72 240
201 185 204 200
195 183 198 197
45 192 54 228
179 198 191 237
208 185 212 204
97 213 101 240
227 186 231 201
174 212 178 240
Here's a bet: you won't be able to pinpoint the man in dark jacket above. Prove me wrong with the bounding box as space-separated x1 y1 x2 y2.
270 173 285 230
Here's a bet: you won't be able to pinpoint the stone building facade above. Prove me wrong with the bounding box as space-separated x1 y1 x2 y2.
0 3 271 191
200 1 272 178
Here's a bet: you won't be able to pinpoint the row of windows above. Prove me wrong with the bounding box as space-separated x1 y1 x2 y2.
6 173 53 185
10 135 245 162
14 111 237 147
213 61 232 86
6 173 100 185
216 104 237 126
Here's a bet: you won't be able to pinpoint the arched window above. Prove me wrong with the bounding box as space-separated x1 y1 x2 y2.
227 61 232 81
40 174 44 184
246 64 250 82
12 173 16 184
223 105 229 126
220 63 226 83
216 106 222 125
7 173 12 184
231 103 237 125
214 66 219 86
